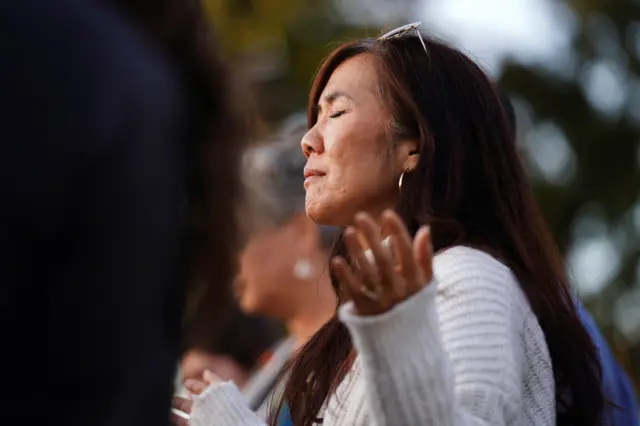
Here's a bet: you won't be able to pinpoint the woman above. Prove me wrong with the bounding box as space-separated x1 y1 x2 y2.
234 120 338 419
173 121 336 426
174 24 605 426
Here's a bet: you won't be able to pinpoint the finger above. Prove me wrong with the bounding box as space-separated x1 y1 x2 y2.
184 379 208 395
382 210 417 287
331 256 357 300
344 227 379 292
170 411 189 426
172 397 192 414
203 369 222 385
413 226 433 291
354 213 395 289
332 256 373 308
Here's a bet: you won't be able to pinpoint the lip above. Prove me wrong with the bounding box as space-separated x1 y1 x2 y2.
303 168 325 188
303 168 325 179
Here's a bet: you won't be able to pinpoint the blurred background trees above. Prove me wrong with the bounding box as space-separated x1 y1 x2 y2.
202 0 640 387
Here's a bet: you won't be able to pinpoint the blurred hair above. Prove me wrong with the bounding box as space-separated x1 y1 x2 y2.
497 87 517 141
109 0 255 350
276 33 605 426
241 115 339 251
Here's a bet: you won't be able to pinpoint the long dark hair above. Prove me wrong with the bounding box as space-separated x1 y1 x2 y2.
110 0 254 348
275 34 604 426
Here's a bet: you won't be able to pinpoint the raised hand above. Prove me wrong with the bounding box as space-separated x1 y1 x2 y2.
331 210 433 316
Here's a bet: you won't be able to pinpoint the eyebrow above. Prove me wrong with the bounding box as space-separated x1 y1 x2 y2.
313 91 354 117
319 91 354 105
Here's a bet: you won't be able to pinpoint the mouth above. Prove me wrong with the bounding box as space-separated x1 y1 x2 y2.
303 168 325 188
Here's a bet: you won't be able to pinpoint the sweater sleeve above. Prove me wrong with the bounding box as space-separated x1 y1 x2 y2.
188 382 268 426
338 247 526 426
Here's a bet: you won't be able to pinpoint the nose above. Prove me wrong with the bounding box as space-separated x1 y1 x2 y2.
301 127 323 158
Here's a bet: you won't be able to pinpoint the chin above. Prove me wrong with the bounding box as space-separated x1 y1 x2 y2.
306 204 336 226
305 198 353 227
237 296 256 314
305 193 336 224
234 287 252 312
240 294 272 317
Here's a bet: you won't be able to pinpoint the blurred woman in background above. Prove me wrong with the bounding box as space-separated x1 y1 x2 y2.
172 120 336 426
234 119 338 419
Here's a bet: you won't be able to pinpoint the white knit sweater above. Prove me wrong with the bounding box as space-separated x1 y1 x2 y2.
188 246 556 425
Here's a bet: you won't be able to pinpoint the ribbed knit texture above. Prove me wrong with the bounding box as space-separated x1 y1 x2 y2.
189 246 556 425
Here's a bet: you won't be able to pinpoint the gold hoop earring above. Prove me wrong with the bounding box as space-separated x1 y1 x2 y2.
398 170 406 192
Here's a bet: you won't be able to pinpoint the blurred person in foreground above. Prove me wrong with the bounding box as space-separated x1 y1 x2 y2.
499 89 640 426
0 0 246 425
173 23 606 426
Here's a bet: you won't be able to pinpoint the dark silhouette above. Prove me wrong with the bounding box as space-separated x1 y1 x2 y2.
110 0 255 351
0 0 246 425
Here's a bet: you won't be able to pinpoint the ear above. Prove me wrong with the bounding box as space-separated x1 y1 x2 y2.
396 138 420 172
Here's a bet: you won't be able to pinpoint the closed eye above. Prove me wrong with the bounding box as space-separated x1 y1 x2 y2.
329 110 346 119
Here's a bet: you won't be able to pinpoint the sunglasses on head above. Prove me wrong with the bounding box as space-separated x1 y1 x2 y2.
378 21 428 55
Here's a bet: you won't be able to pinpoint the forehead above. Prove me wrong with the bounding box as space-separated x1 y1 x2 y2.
321 53 378 99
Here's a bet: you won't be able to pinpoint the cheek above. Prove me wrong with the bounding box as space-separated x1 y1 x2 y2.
325 116 374 161
330 114 393 184
305 118 395 225
238 252 290 307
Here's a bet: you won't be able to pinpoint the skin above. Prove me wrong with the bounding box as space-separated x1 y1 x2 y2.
171 53 434 425
301 54 417 227
236 213 336 345
299 52 433 314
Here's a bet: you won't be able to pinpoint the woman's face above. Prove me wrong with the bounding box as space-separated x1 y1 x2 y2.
235 214 321 317
302 53 407 226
